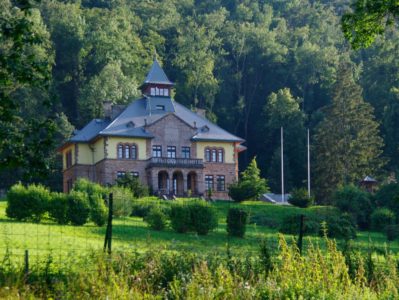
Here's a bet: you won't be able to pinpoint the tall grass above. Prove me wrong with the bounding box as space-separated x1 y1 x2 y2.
1 235 398 299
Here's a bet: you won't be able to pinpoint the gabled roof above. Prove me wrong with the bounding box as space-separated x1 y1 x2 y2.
70 119 110 142
142 59 173 86
64 60 244 145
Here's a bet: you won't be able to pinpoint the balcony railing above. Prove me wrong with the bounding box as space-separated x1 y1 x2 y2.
147 157 204 169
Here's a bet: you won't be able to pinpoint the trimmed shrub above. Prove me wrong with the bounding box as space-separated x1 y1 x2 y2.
67 191 90 226
90 195 107 226
6 183 50 222
189 201 218 235
288 188 314 208
322 213 357 239
144 206 167 230
333 185 373 230
48 192 69 224
385 225 399 241
371 208 396 232
227 208 248 237
170 204 192 233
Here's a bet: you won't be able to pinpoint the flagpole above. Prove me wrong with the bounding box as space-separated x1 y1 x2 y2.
281 127 285 203
307 128 311 198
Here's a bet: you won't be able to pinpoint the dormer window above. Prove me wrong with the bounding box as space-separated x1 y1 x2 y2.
201 125 210 133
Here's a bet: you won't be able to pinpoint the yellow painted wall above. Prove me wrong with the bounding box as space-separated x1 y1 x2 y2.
107 137 147 160
77 143 92 165
93 138 105 163
196 142 235 163
62 144 75 170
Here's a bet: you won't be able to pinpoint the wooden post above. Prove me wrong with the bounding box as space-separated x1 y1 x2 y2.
298 215 305 255
103 193 113 254
24 250 29 282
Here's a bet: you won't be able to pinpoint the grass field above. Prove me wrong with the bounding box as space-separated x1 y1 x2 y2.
0 199 398 266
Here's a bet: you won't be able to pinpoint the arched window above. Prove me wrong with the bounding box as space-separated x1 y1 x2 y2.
217 149 224 163
125 144 130 159
117 144 123 159
131 144 137 159
205 148 211 162
211 149 217 162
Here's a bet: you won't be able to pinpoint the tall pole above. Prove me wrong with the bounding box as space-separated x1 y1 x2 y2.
281 127 285 202
307 128 311 198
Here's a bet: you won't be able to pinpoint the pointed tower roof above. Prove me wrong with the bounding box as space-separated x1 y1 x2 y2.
142 59 173 85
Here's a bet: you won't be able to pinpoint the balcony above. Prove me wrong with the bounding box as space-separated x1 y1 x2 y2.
147 157 204 169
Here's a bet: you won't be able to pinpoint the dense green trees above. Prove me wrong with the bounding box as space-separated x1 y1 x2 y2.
314 63 384 201
1 0 399 200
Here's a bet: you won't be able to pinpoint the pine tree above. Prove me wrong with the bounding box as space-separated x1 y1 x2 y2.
314 63 384 203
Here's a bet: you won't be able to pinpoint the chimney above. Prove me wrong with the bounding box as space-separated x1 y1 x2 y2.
111 105 126 119
103 101 112 119
196 108 206 118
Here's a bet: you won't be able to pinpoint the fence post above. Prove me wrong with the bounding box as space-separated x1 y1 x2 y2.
24 250 29 282
298 214 304 255
103 193 113 254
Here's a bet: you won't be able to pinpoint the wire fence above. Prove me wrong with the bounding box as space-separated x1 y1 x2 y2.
0 192 283 273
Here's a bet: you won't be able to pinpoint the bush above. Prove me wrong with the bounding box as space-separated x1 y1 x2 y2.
288 188 314 208
374 183 399 216
67 191 90 226
169 201 217 235
144 206 168 230
322 213 357 239
371 208 396 232
110 186 134 217
385 225 399 241
90 195 107 226
189 201 218 235
48 192 69 224
116 173 149 198
227 208 248 237
73 178 106 198
6 183 51 222
170 204 192 233
333 185 373 230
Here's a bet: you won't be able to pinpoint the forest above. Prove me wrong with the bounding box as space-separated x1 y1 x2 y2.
1 0 399 202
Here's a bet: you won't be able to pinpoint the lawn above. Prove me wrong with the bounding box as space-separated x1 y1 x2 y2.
0 199 398 267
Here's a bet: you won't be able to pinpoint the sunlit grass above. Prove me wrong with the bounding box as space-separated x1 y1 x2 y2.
0 199 398 266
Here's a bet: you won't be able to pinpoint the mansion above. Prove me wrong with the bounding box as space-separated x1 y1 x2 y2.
59 60 246 199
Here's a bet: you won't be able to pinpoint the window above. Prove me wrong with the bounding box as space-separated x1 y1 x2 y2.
150 87 155 96
216 175 225 191
164 89 169 96
160 89 164 96
182 146 190 158
205 148 211 162
211 149 217 162
117 171 126 179
125 145 130 159
130 171 139 178
218 149 224 162
66 150 73 168
156 105 165 110
167 146 176 158
131 145 137 159
118 144 123 159
205 175 214 191
152 145 162 157
155 87 159 95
